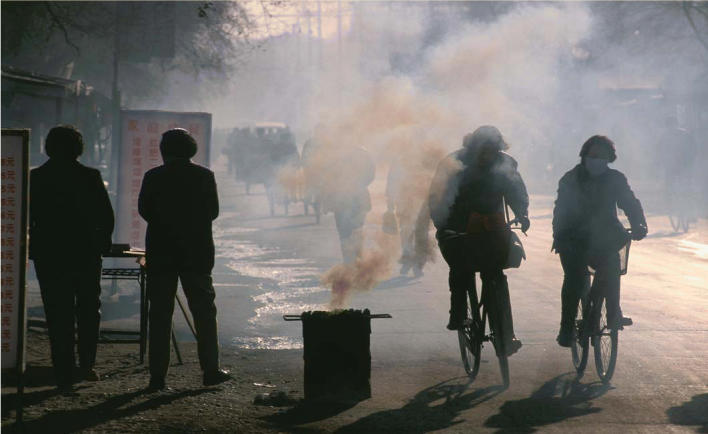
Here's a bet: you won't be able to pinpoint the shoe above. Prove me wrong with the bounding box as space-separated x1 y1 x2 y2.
399 264 411 276
446 321 462 331
203 369 232 386
556 327 574 348
506 338 523 356
57 383 76 396
446 314 464 331
609 314 633 330
82 368 100 382
146 377 166 392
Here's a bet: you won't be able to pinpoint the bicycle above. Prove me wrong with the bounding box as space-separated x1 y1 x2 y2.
454 219 524 388
570 233 632 384
458 272 512 387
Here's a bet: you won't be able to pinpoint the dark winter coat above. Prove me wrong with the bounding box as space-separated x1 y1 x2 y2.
138 159 218 272
29 159 114 262
552 164 646 253
429 149 529 235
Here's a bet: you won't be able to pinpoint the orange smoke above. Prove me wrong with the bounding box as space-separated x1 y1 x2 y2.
322 232 397 309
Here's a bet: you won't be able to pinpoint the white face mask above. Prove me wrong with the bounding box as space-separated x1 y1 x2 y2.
584 157 609 176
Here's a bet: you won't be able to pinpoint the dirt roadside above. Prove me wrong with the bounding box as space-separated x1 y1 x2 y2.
1 327 311 433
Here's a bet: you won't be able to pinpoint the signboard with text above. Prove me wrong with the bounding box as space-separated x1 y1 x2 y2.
1 129 29 371
117 110 211 248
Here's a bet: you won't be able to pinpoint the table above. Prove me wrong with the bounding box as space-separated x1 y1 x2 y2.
101 249 148 363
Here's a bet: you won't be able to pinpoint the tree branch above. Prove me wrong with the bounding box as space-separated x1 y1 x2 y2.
43 2 80 54
683 1 708 54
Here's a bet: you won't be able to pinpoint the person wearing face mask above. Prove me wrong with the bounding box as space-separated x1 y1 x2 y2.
552 135 648 347
429 126 530 357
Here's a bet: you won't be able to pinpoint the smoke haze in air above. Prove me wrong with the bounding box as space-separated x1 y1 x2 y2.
136 2 707 303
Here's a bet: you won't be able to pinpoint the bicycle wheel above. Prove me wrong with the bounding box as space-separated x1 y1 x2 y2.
593 296 618 383
486 279 511 388
458 288 482 380
498 354 510 388
571 296 590 377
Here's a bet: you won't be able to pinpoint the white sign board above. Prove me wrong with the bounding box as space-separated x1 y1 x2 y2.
117 110 211 248
1 130 29 370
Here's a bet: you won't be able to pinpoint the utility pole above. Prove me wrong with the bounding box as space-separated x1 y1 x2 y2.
317 0 323 69
111 3 122 197
306 8 312 68
296 7 301 72
337 0 342 111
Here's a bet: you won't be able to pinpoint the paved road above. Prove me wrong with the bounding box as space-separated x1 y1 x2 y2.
33 157 698 432
197 158 707 433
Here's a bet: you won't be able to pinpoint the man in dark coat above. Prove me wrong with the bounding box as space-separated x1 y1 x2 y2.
29 125 114 391
553 135 647 347
138 128 230 390
429 126 529 356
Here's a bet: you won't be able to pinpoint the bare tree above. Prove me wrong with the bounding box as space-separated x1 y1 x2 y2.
1 2 277 100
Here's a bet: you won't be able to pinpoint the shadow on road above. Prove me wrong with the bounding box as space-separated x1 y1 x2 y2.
264 399 360 428
646 230 684 239
666 393 708 433
4 388 215 434
484 373 610 433
323 378 504 433
373 275 420 291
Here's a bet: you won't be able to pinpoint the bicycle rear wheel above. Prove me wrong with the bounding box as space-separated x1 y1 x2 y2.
571 296 590 377
458 288 482 380
593 296 618 383
486 280 511 388
498 354 510 389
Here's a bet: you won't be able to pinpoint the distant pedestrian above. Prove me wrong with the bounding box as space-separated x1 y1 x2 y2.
139 128 231 391
29 125 114 392
320 146 375 264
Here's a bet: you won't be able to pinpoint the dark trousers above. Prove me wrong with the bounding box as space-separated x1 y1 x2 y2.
34 258 102 386
559 249 621 329
334 207 367 264
439 234 516 348
148 269 219 379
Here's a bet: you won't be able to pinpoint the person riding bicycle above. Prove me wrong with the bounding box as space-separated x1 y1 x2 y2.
429 126 529 356
553 135 648 347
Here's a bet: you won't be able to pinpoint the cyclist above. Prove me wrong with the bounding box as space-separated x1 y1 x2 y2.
553 135 648 347
429 126 529 356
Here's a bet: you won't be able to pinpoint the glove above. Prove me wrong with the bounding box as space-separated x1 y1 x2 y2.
518 215 530 233
631 224 647 241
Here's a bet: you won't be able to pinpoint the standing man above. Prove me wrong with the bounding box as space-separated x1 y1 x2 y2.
139 128 230 390
30 125 114 391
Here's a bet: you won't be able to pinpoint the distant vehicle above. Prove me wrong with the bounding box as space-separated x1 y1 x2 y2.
225 122 300 216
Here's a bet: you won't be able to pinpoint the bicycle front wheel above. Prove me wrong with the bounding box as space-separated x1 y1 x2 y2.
593 296 618 383
458 289 482 380
571 296 590 377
